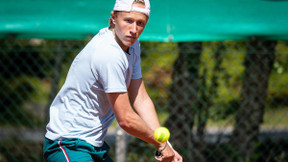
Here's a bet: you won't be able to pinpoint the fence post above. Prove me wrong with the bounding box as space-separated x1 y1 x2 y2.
116 125 127 162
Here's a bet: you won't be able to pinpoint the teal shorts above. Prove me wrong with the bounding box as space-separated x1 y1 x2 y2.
43 138 113 162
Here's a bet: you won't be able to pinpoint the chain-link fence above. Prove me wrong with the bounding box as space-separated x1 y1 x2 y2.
0 38 287 162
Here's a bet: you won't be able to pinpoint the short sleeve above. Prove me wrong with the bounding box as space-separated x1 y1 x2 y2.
91 50 128 93
131 41 142 79
99 61 128 93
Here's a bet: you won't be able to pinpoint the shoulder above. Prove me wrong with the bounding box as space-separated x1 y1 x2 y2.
130 40 141 56
89 29 125 60
131 40 140 50
90 45 126 69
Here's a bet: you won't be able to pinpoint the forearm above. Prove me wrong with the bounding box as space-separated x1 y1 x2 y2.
127 79 181 161
119 110 158 146
107 92 164 149
128 79 161 131
133 96 160 131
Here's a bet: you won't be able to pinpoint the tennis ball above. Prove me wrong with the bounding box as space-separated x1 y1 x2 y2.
154 127 170 143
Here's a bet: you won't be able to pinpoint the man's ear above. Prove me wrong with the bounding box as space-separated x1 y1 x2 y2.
111 11 116 24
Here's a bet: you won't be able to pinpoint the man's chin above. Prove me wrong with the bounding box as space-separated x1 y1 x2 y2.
124 40 136 47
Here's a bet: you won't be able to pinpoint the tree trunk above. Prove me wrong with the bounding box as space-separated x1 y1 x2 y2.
165 42 203 161
232 38 276 160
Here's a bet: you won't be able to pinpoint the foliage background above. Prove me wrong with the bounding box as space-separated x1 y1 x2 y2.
1 38 287 161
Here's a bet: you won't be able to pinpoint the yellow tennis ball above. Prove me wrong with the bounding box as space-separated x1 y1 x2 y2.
154 127 170 143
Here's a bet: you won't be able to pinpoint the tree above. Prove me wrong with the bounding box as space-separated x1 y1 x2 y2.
165 42 203 161
232 38 276 160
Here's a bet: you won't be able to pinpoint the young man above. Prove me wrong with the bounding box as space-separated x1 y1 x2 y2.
43 0 183 161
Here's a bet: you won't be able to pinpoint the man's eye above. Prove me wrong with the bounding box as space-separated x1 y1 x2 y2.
125 19 133 23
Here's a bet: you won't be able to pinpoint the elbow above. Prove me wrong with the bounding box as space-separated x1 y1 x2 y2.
117 113 135 131
118 120 130 131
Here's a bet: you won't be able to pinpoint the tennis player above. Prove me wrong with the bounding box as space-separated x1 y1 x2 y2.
43 0 183 161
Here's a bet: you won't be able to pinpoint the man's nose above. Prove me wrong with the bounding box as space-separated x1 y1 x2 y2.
130 23 137 34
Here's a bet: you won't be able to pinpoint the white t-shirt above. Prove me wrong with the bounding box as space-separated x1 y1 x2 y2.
45 27 142 147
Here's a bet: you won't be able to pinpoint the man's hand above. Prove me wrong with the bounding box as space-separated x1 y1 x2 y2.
155 143 183 162
172 148 183 162
154 144 175 162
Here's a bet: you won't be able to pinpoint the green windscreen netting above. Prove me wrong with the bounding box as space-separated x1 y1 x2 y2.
1 0 288 41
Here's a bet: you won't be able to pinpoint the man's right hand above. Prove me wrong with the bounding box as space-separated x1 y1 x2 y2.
154 143 175 162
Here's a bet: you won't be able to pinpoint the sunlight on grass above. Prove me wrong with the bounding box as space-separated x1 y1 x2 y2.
201 107 288 129
263 107 288 127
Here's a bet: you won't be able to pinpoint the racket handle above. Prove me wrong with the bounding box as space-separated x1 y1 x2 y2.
155 150 161 157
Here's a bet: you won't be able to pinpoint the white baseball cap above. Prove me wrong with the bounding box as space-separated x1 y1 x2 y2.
113 0 150 16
